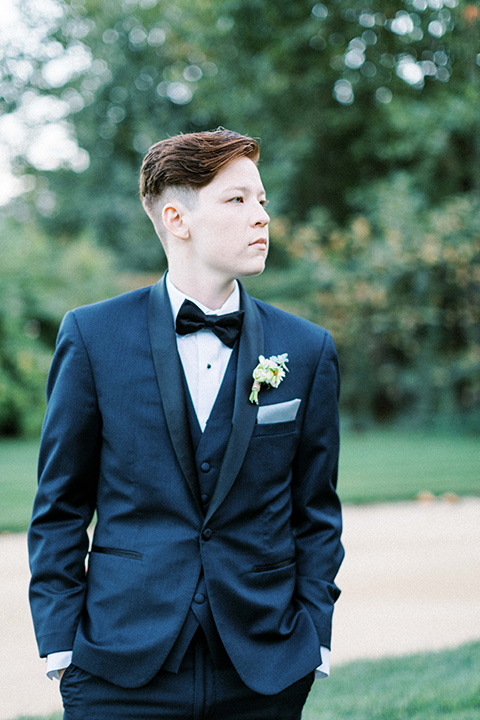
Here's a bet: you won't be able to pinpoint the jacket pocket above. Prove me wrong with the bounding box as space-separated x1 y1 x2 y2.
252 557 295 573
90 545 143 561
256 398 302 424
252 420 297 437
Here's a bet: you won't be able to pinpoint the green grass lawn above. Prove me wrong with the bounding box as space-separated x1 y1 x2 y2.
339 429 480 504
8 642 480 720
1 439 40 533
1 430 478 533
302 641 480 720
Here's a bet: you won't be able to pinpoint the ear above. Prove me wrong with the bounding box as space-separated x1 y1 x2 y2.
162 202 190 240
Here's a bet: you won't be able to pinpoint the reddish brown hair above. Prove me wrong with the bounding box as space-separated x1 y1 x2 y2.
140 128 260 206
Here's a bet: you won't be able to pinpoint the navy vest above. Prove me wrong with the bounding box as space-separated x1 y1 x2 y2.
162 346 238 672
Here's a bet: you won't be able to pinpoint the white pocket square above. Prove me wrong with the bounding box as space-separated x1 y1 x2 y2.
256 398 301 424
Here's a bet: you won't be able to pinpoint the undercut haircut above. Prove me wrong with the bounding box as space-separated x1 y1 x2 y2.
140 128 260 209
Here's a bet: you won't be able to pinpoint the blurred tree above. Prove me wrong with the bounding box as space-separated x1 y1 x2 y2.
246 185 480 430
0 216 123 435
3 0 215 268
2 0 479 265
198 0 480 220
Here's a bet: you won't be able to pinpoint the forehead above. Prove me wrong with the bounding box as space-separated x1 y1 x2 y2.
201 156 265 196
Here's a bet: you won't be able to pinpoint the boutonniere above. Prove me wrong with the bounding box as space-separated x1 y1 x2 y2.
249 353 289 404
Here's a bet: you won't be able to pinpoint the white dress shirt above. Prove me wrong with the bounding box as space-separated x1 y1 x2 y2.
166 274 238 431
46 275 330 679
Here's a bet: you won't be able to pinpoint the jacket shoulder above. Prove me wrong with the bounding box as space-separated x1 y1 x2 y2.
72 285 152 319
59 285 153 342
63 285 149 327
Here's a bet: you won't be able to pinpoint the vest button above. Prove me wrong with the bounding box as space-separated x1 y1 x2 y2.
202 528 212 541
201 493 209 505
194 593 206 604
200 462 211 473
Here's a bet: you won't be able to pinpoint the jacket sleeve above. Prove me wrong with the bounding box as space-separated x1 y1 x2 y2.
28 311 101 657
291 330 344 648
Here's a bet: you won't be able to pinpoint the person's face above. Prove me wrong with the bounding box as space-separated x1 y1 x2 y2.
183 156 270 285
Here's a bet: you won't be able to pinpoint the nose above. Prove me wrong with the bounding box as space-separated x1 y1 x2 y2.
254 204 270 226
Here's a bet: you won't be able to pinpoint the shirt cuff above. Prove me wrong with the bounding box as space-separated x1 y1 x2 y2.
46 646 329 681
315 646 330 679
46 650 73 680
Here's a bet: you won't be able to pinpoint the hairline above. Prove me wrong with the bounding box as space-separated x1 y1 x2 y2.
143 184 198 213
142 152 260 212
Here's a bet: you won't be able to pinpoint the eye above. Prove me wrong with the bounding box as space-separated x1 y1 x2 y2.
230 196 244 203
260 199 269 208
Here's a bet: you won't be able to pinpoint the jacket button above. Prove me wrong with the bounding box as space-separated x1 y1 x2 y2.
194 593 206 604
200 462 211 473
202 528 212 541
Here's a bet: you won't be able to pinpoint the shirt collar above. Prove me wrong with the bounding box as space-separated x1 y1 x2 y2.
166 272 240 322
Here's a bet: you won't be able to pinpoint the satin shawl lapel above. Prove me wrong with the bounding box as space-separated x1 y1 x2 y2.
148 277 201 513
205 286 263 523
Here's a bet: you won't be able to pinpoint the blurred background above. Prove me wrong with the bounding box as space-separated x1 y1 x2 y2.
0 0 479 439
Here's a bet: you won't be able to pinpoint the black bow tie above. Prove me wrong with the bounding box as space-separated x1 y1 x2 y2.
175 299 244 348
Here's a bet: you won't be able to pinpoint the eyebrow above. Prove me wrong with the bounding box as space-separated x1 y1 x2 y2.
223 185 266 196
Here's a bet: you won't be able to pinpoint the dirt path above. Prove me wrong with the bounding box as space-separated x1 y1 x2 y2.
1 498 479 720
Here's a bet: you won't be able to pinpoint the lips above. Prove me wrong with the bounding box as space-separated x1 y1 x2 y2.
250 238 268 247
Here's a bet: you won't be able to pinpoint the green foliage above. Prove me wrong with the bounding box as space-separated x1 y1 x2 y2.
180 0 480 220
7 0 216 268
4 0 480 265
0 217 124 435
303 642 480 720
247 186 480 428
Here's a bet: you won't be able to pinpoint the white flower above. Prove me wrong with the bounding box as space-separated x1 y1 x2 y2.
249 353 289 404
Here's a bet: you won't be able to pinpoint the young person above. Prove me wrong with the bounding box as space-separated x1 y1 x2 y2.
29 128 344 719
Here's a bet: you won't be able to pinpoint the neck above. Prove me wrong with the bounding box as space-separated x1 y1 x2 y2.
167 269 236 311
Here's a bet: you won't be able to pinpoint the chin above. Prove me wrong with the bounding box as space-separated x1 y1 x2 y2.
240 262 266 279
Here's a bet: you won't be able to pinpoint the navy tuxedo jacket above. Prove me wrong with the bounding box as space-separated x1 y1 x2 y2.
28 276 343 695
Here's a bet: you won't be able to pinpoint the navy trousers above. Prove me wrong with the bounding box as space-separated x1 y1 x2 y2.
60 632 315 720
